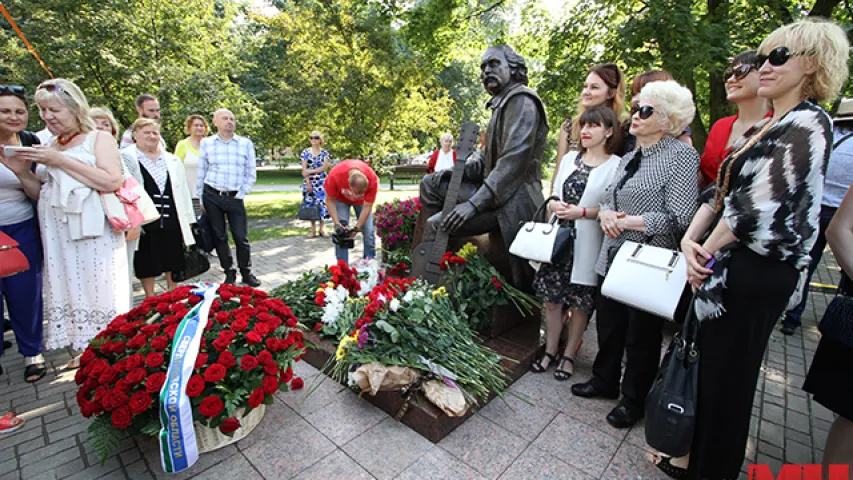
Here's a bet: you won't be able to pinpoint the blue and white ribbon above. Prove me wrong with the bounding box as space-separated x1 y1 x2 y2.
158 283 218 474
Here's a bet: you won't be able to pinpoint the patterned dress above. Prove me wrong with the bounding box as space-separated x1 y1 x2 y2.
532 156 598 313
300 148 330 220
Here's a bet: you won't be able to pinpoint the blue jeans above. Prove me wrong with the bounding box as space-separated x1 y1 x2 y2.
0 217 44 358
784 205 837 327
334 200 375 263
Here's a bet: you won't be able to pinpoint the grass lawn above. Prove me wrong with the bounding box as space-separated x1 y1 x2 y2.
229 226 310 244
244 190 418 220
256 168 393 186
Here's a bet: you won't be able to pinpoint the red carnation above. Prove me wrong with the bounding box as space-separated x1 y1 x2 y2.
262 376 279 394
125 368 147 385
111 405 133 429
214 311 230 325
186 374 205 397
129 391 153 415
150 336 169 351
198 396 224 418
231 319 249 333
280 366 293 383
194 353 209 370
146 372 167 393
145 352 165 369
204 364 227 383
217 350 237 369
219 417 241 434
239 355 259 371
291 377 304 390
248 388 265 408
246 332 262 345
257 350 273 366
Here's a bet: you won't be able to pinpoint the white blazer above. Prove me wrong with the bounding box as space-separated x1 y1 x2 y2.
121 146 196 248
551 151 620 286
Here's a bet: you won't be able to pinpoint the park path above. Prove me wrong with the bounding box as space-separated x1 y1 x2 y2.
0 216 840 480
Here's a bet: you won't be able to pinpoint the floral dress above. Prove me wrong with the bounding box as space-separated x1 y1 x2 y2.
300 148 330 219
532 157 598 313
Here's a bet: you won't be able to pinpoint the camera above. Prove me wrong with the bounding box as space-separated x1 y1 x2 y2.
332 222 356 250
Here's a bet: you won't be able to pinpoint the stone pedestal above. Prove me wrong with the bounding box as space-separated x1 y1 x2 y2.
301 320 541 443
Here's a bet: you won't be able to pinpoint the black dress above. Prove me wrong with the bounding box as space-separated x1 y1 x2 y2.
134 165 185 279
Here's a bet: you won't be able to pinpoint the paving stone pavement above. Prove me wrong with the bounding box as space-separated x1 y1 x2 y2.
0 223 842 479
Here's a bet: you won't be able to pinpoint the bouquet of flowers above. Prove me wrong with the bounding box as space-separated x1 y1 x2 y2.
269 268 332 328
326 277 510 406
75 284 306 462
443 243 540 330
375 197 421 252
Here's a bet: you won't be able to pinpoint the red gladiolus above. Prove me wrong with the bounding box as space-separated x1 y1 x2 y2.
129 391 153 415
291 377 304 390
246 332 262 345
145 352 165 369
248 388 265 408
217 350 236 369
262 375 279 394
199 396 224 418
186 374 205 397
219 417 241 434
239 355 259 371
111 405 133 429
204 364 227 383
146 372 167 393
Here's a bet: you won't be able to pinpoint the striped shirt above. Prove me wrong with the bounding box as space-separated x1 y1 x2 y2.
197 134 257 199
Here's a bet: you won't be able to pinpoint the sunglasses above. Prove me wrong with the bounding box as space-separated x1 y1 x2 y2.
724 63 757 81
36 83 65 95
630 104 655 120
756 46 809 67
309 136 321 140
0 85 25 96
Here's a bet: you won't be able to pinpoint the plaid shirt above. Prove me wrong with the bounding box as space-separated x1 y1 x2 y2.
197 133 256 199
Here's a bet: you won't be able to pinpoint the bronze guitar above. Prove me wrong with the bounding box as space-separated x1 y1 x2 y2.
411 123 480 285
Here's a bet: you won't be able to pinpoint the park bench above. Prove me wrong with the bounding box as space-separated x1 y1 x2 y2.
389 164 426 190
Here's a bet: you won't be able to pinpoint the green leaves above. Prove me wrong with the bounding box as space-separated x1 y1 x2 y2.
87 416 125 465
374 319 400 343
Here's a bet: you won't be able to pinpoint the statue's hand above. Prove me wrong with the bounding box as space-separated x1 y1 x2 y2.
441 201 477 233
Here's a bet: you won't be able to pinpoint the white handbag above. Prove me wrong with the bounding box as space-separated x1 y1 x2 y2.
510 196 575 264
600 241 688 320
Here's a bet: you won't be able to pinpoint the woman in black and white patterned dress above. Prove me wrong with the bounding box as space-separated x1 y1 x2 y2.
301 130 330 237
571 81 699 431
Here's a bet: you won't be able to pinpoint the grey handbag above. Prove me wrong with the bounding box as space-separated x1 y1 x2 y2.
298 193 322 221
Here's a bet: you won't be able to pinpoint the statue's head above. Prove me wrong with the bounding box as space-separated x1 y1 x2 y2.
480 45 528 95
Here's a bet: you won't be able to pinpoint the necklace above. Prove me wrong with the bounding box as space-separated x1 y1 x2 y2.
56 131 81 146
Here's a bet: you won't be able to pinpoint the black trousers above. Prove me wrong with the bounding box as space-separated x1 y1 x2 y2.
591 278 665 411
687 247 798 480
202 187 251 274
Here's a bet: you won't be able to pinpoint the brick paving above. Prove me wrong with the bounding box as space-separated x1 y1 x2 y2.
0 216 842 479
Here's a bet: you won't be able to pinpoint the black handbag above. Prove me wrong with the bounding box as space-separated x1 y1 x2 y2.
297 193 322 221
645 293 699 457
172 246 211 283
818 273 853 348
193 215 215 253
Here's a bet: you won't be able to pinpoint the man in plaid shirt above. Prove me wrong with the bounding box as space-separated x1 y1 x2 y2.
197 109 260 286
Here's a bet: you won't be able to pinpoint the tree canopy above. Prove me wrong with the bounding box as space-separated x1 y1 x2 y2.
2 0 850 160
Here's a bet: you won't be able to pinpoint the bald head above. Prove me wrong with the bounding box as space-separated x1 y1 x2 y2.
213 109 236 136
348 170 369 195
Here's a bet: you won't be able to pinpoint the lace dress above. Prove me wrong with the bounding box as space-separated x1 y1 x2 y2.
39 132 130 351
532 158 598 313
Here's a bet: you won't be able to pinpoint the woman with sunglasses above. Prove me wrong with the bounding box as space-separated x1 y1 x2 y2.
571 80 699 429
9 79 129 366
698 51 770 190
300 130 330 238
655 19 850 480
0 85 46 382
552 64 626 194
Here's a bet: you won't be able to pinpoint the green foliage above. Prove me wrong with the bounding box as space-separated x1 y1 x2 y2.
87 416 124 465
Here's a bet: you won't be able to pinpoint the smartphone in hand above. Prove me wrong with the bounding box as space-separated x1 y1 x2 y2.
2 146 34 157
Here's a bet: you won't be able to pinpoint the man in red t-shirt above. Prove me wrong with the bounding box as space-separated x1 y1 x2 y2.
324 159 379 262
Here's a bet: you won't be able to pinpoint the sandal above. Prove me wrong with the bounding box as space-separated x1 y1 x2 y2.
0 413 25 434
529 352 557 373
554 356 574 381
65 354 81 370
24 355 46 383
652 455 688 480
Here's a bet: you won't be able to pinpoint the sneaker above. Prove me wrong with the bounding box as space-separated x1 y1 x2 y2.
224 270 237 285
242 273 261 287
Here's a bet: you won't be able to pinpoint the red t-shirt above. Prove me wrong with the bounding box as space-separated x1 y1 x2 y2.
700 115 737 184
325 160 379 205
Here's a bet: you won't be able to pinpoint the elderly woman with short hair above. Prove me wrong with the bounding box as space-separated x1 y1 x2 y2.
571 80 699 430
426 133 457 174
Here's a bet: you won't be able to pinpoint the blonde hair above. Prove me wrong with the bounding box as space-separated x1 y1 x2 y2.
130 118 161 140
759 18 850 103
184 114 209 135
637 80 696 136
89 106 120 139
34 79 95 133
